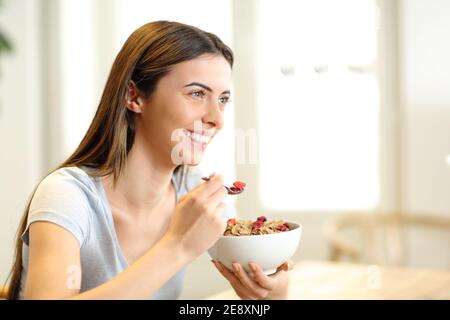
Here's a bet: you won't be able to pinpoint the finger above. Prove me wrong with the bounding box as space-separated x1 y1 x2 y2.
232 263 269 299
287 259 295 271
249 262 277 290
273 259 294 274
275 262 288 273
235 288 259 300
182 175 224 203
215 203 227 217
214 204 227 235
214 261 260 300
201 172 216 181
207 185 228 207
277 259 294 272
212 260 246 290
196 174 225 198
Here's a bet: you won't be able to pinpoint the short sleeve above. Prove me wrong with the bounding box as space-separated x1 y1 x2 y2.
183 166 237 220
21 169 93 248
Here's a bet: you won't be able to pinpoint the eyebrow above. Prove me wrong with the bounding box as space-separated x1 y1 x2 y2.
183 82 230 95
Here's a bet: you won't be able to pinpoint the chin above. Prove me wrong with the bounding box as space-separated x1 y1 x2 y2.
184 152 204 165
170 134 208 166
188 159 202 165
170 148 205 166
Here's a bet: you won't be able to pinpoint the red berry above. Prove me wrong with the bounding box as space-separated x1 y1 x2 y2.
233 181 246 189
276 224 289 232
227 218 236 225
257 216 267 222
252 220 263 229
230 186 240 192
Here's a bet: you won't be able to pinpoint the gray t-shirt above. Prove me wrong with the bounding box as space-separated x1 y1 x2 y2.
19 165 235 299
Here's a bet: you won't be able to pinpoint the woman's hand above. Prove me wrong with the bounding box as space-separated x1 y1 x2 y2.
164 174 228 261
212 259 293 300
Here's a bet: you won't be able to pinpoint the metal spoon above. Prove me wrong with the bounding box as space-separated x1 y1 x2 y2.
223 185 244 195
201 174 245 195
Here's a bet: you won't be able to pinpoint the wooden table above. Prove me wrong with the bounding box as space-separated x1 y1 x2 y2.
205 261 450 300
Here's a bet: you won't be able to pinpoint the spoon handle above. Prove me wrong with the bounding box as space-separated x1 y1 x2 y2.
201 175 243 195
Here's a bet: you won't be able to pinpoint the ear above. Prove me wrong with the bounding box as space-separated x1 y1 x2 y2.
126 80 143 114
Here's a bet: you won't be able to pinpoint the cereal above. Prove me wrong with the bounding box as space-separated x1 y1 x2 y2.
201 175 246 195
224 216 291 236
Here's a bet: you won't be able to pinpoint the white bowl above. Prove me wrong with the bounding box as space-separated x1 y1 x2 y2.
208 222 302 275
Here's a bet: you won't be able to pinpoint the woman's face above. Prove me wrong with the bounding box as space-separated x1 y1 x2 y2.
132 54 232 166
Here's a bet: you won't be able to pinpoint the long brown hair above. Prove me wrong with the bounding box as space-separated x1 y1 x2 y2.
5 20 233 300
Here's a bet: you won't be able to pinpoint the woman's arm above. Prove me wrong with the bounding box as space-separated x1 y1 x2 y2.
25 221 189 300
25 174 227 300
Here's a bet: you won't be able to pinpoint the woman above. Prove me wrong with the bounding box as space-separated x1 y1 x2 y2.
6 21 291 300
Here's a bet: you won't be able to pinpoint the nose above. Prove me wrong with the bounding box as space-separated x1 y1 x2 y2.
202 99 224 130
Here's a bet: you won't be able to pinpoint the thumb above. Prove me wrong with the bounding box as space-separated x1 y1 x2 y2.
276 259 294 272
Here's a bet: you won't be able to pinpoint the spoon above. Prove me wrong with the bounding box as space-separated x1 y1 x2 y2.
201 173 246 195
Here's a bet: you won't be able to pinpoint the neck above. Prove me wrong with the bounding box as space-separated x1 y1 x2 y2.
103 138 176 216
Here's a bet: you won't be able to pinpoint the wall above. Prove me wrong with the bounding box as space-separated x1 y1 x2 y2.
0 0 44 283
0 0 449 298
399 0 450 214
399 0 450 268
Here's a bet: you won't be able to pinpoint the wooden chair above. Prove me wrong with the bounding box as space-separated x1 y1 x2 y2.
0 285 8 300
323 213 450 266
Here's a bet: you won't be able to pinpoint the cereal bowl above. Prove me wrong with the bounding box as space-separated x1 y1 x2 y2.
208 222 302 275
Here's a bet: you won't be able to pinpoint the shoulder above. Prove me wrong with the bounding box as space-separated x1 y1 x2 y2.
38 166 98 192
25 166 100 247
32 166 100 210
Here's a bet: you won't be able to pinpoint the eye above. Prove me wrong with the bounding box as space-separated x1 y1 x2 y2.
190 90 206 99
219 96 231 104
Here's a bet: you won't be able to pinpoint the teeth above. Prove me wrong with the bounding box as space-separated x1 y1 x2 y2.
191 132 210 143
185 130 211 144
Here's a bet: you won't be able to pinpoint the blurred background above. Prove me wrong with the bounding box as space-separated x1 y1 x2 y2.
0 0 449 299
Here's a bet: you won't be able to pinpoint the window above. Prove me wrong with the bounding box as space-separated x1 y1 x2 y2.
258 0 380 210
61 0 96 157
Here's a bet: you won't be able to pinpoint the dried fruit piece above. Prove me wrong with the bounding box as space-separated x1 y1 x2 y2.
252 220 264 229
232 181 246 189
256 216 267 222
276 223 290 232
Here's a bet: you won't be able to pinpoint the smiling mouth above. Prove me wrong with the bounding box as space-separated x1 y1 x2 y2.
183 129 213 146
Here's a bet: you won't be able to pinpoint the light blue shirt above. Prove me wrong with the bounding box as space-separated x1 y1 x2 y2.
20 165 235 299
